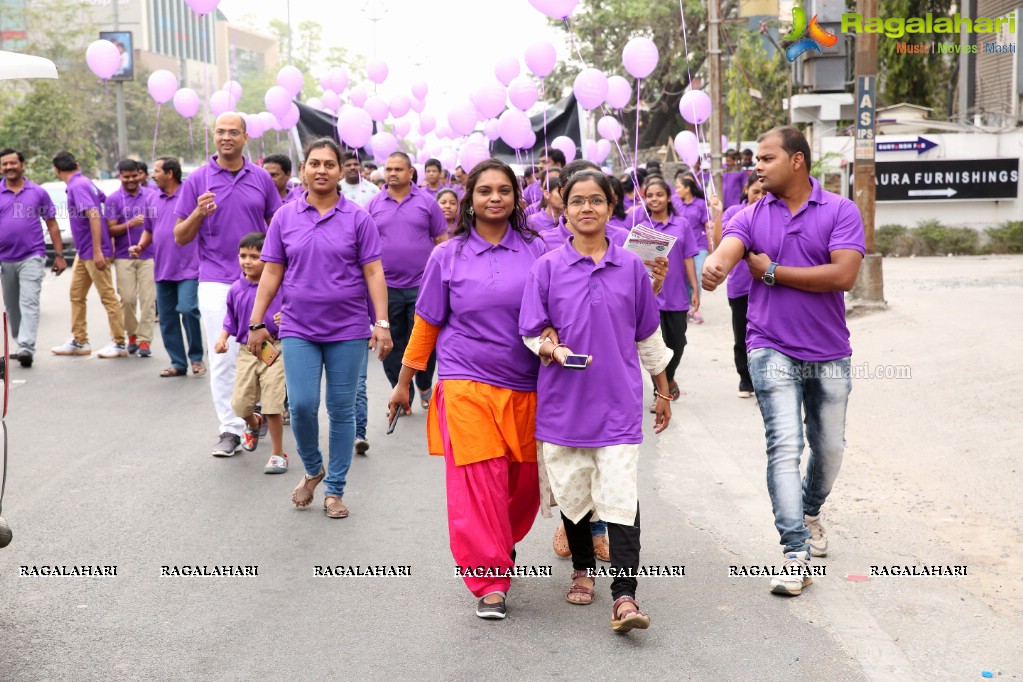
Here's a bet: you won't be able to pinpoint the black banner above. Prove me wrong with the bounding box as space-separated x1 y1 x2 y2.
876 158 1019 201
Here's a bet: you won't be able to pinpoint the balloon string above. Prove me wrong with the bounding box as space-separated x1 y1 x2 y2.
200 10 210 192
677 0 715 210
540 77 548 162
151 103 161 173
188 119 194 152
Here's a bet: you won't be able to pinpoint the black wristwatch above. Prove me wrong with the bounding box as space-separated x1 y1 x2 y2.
55 253 65 259
248 323 266 331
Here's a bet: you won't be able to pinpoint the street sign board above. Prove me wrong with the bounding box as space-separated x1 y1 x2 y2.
876 158 1019 201
876 137 938 154
855 76 875 162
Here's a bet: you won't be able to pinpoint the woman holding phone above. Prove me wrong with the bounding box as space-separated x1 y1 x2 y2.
519 170 673 633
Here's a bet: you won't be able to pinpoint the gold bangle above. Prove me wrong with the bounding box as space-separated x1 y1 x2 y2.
654 391 673 401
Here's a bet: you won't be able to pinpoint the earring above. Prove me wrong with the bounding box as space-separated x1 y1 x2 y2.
468 207 474 216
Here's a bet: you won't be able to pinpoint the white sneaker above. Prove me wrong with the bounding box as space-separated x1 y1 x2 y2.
804 514 828 557
51 338 91 356
96 341 128 359
769 551 813 596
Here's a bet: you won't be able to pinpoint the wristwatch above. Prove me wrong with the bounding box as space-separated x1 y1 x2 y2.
248 323 266 331
374 320 390 329
763 262 779 287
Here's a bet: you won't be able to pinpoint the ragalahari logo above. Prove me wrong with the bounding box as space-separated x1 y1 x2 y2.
784 6 839 61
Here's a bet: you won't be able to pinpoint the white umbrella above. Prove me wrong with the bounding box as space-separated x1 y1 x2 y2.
0 51 58 80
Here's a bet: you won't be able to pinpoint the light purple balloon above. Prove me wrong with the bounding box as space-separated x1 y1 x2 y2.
210 90 237 117
411 81 429 100
483 118 502 141
306 97 323 110
594 139 612 163
522 129 537 151
524 40 557 79
371 132 399 159
393 119 411 138
448 100 480 137
674 131 700 165
472 81 506 120
365 95 389 122
498 108 532 149
582 139 598 162
222 80 242 101
367 59 388 85
264 85 292 118
605 76 632 109
85 40 120 80
435 123 453 140
410 97 426 114
459 142 490 174
172 88 200 118
277 103 300 129
573 68 608 110
244 113 264 139
259 111 277 132
507 75 538 111
349 85 368 108
622 37 659 79
338 107 373 148
389 94 412 119
596 116 622 141
277 65 304 97
419 113 437 135
321 89 340 112
147 70 178 104
527 0 579 20
327 67 348 94
551 136 576 161
416 149 430 164
494 57 520 87
184 0 220 14
679 90 712 125
319 73 331 92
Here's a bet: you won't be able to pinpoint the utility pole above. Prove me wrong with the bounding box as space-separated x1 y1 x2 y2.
112 0 128 161
850 0 885 307
708 0 723 194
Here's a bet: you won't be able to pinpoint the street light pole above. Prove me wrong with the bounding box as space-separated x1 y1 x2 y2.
112 0 128 160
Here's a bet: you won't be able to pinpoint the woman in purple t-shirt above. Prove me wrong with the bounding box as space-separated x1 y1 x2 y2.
436 188 459 238
520 171 673 633
675 175 711 324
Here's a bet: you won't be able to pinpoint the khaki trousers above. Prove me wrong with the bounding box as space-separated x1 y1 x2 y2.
114 258 156 342
69 256 125 345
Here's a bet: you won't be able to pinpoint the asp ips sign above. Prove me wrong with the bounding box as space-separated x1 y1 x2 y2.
876 158 1019 201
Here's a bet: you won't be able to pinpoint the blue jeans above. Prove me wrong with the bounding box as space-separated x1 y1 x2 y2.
591 520 607 536
356 345 368 440
155 279 203 370
282 337 365 497
686 249 709 301
748 347 851 554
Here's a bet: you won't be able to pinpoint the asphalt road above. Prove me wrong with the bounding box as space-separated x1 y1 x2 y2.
1 255 1020 681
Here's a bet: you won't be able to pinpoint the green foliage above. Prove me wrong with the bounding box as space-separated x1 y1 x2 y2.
878 0 956 114
985 221 1023 254
875 224 907 256
724 31 788 142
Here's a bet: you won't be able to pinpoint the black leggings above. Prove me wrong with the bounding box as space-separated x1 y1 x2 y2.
658 310 688 385
728 295 753 390
562 504 641 600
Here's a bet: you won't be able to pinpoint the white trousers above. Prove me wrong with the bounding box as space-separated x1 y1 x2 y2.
198 281 244 436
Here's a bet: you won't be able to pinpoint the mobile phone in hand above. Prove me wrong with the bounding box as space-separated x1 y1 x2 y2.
386 408 401 434
259 340 280 367
563 353 589 370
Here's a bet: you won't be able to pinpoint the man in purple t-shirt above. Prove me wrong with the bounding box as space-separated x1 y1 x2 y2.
702 126 865 597
366 151 448 407
421 158 445 199
0 148 64 367
174 112 283 457
50 150 127 359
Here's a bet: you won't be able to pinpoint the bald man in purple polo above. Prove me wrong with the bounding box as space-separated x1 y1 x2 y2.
702 126 864 596
366 151 447 407
174 113 282 457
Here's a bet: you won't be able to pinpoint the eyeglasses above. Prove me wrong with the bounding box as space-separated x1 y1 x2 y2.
214 129 243 138
566 196 608 208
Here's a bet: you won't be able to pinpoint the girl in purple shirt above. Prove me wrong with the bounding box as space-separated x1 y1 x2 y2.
436 188 459 238
675 175 711 324
520 170 673 633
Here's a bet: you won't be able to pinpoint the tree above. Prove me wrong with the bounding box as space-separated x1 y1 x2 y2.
878 0 956 115
724 31 788 141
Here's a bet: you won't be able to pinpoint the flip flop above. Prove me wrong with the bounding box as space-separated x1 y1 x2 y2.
160 367 187 377
191 362 207 376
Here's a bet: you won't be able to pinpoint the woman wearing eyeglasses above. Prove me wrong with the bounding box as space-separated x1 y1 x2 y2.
520 170 672 633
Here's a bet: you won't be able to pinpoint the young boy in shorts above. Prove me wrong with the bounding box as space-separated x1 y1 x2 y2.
214 232 287 473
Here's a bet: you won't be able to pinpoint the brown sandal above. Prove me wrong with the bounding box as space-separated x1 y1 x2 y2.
191 361 207 376
553 522 571 558
292 468 325 508
611 596 651 632
566 569 595 605
324 494 349 518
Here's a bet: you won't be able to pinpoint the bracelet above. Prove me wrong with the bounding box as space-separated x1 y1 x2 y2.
548 343 568 361
654 391 673 401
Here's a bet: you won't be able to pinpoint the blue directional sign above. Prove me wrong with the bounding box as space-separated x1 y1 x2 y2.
876 137 938 154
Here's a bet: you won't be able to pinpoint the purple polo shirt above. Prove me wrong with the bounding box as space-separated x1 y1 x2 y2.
0 179 55 261
723 178 865 361
174 156 282 283
520 238 660 447
365 183 447 289
527 210 558 234
634 214 699 312
416 226 548 392
539 218 629 251
283 185 305 204
522 181 542 206
144 187 199 282
623 194 638 212
721 204 753 299
722 172 748 209
223 275 282 344
262 194 382 343
678 197 709 251
106 186 153 259
422 185 444 199
66 172 112 260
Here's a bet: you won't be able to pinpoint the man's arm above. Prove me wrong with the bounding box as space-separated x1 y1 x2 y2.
87 208 107 269
701 236 745 292
45 218 67 273
174 190 215 246
746 249 862 292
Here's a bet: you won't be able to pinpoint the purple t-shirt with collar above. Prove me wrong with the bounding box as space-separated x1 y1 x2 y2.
415 226 548 392
106 186 153 259
365 183 447 289
66 172 112 260
223 274 282 344
261 194 382 343
721 203 753 299
0 179 55 261
723 177 865 361
144 186 199 282
174 156 282 283
522 181 542 206
519 238 661 448
283 185 305 204
677 197 709 251
633 213 699 312
527 210 558 234
421 185 444 200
